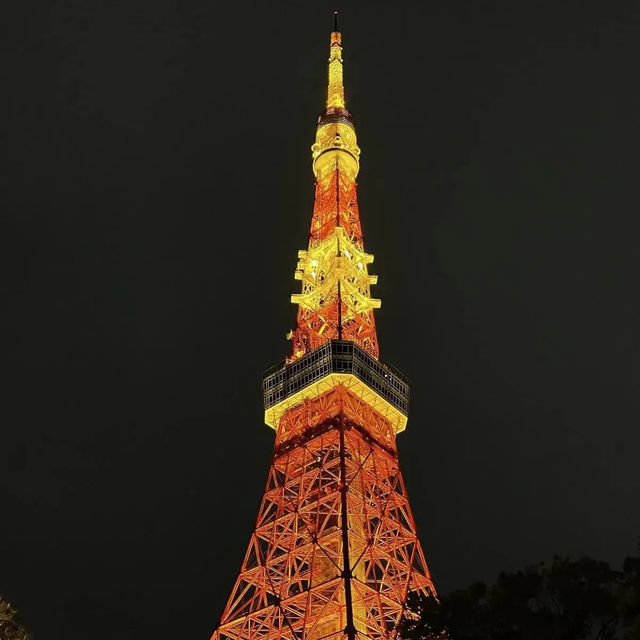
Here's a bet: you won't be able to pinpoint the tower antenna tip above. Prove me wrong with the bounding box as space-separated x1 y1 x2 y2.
333 11 339 32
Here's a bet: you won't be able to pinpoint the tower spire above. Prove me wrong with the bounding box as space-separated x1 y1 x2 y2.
327 14 345 109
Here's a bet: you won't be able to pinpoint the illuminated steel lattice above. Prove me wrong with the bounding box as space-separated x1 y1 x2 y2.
211 20 437 640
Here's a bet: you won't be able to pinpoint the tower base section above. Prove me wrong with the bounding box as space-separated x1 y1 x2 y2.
212 385 435 640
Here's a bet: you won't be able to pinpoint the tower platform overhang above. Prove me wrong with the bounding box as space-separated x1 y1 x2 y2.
263 340 410 433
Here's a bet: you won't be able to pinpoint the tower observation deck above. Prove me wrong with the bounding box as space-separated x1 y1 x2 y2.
210 16 437 640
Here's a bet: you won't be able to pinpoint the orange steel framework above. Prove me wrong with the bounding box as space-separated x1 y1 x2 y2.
211 16 437 640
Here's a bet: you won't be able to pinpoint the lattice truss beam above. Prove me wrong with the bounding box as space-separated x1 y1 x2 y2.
214 386 435 640
293 225 379 320
290 165 380 361
309 168 363 249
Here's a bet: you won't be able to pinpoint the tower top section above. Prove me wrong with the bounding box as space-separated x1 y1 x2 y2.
312 20 360 181
290 18 379 363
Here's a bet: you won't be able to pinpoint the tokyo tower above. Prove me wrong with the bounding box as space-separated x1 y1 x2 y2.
211 15 437 640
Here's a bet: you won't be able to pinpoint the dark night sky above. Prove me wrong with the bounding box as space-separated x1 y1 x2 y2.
2 1 640 638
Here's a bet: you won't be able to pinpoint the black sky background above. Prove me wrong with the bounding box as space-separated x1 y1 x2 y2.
2 1 640 638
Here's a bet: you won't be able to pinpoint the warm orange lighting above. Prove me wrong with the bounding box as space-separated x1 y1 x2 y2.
213 386 434 640
210 22 437 640
291 29 379 362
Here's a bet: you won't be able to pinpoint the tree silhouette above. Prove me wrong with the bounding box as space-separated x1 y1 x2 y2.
399 543 640 640
0 596 29 640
